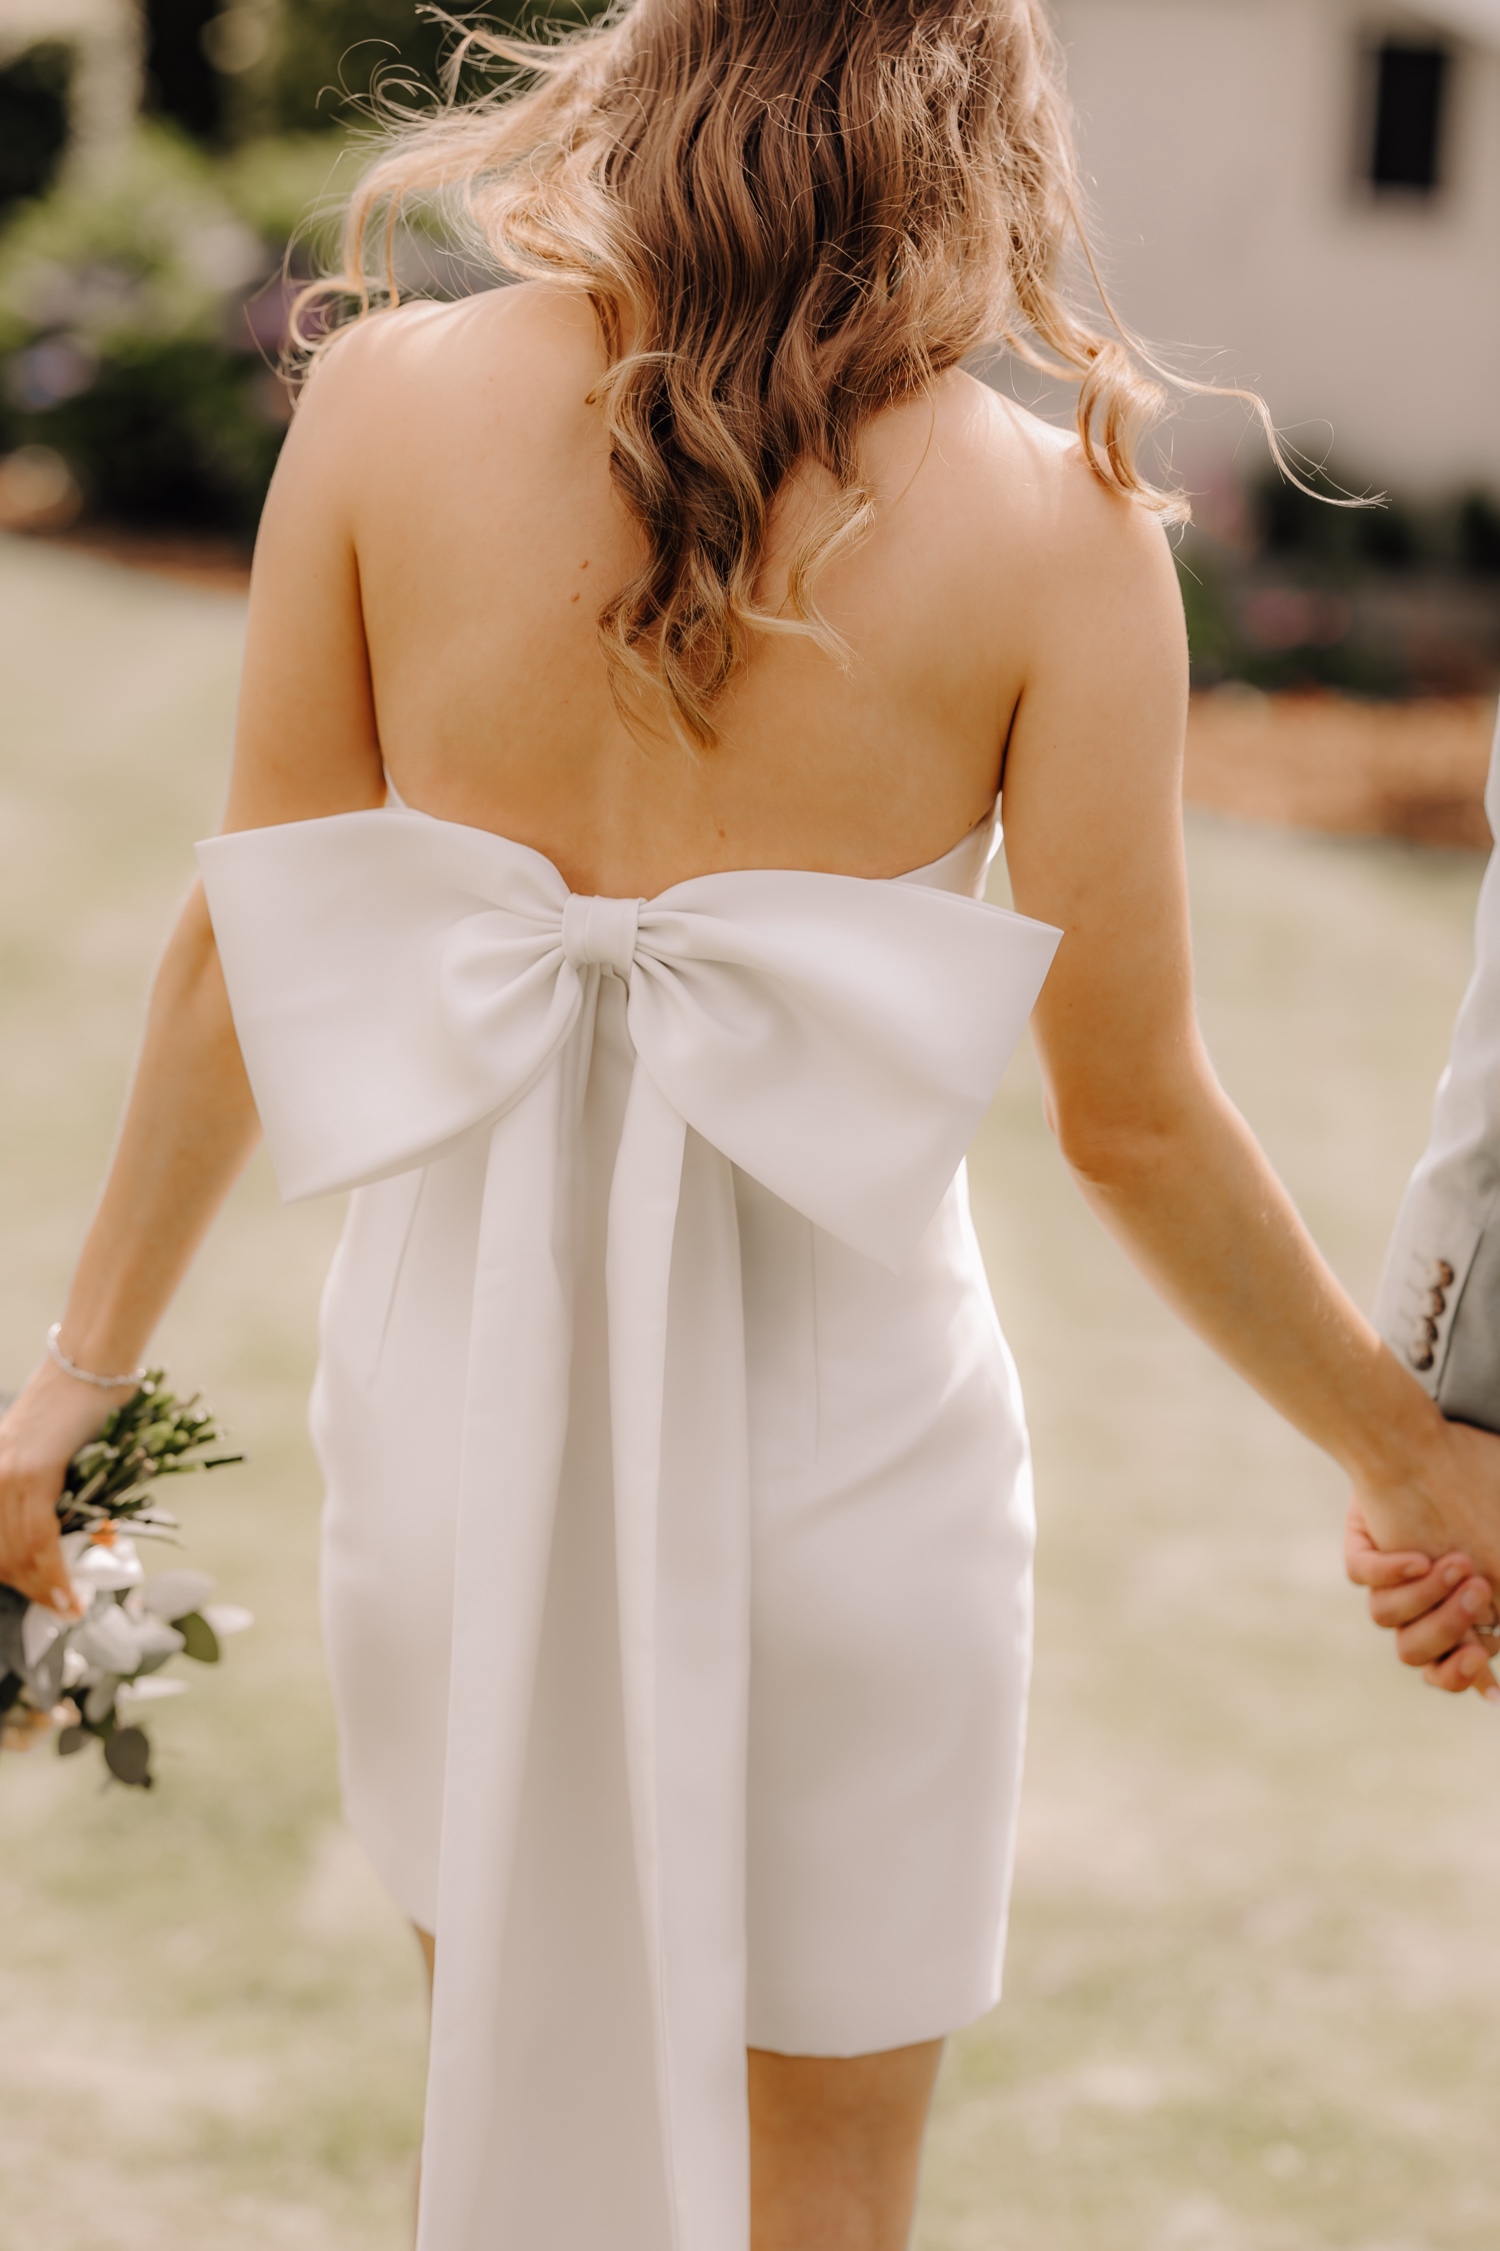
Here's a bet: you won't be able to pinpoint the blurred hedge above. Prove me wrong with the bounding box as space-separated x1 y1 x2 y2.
257 0 486 134
0 41 73 215
0 3 603 537
205 0 599 143
1177 474 1500 698
0 128 346 535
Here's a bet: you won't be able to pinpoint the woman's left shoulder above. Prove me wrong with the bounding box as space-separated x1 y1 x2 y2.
288 284 606 484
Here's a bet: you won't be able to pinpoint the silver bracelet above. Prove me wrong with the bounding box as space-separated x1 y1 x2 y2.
46 1322 147 1391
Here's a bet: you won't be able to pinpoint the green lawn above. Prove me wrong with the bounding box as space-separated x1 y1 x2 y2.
1 532 1497 2251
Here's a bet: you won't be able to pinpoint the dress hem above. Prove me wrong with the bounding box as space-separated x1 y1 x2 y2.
744 1959 1006 2059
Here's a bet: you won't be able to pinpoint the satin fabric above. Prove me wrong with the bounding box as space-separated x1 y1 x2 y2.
198 806 1060 2251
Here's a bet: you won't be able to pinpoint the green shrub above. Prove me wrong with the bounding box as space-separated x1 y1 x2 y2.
1459 492 1500 577
251 0 598 137
260 0 473 133
0 4 602 536
0 41 73 215
0 126 347 533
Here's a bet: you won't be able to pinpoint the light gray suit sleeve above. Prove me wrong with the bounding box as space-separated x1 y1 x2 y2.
1374 706 1500 1429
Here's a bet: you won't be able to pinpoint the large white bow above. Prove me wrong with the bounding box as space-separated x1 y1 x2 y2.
199 808 1060 2251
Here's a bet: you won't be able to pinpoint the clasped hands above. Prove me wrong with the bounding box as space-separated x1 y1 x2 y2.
1345 1414 1500 1702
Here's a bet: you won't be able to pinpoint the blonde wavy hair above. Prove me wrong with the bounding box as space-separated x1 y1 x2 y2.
304 0 1194 747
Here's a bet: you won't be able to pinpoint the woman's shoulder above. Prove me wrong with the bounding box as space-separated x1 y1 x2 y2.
324 278 593 357
866 370 1178 637
292 283 602 443
936 374 1174 561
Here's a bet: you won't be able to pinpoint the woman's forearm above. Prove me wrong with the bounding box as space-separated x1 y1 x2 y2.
0 881 261 1610
1059 1074 1450 1544
55 881 261 1374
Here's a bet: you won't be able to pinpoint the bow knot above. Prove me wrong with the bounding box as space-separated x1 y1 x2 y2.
562 891 642 979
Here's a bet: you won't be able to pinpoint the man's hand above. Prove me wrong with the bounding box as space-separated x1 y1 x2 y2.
1344 1498 1500 1701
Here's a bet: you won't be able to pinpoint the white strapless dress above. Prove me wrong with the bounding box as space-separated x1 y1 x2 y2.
197 800 1060 2251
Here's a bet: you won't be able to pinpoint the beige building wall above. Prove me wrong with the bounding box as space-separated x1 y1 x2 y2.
1051 0 1500 491
0 0 141 165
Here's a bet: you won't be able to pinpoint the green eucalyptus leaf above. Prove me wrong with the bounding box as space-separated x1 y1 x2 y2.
104 1725 152 1787
176 1611 221 1664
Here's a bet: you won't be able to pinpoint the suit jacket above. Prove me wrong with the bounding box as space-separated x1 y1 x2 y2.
1375 706 1500 1429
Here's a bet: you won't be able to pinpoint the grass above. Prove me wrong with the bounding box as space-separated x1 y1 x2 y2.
1 532 1497 2249
946 820 1500 2248
0 536 423 2250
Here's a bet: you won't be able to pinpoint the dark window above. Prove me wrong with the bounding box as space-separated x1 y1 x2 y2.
142 0 225 141
0 41 73 214
1368 40 1450 192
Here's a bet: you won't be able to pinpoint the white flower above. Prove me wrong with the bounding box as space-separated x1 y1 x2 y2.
20 1604 64 1672
72 1602 146 1675
137 1569 214 1621
131 1616 187 1672
69 1533 144 1596
117 1676 188 1706
19 1605 71 1707
201 1604 253 1638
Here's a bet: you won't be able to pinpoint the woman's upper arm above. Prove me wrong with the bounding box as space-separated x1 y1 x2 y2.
999 473 1203 1155
220 329 388 835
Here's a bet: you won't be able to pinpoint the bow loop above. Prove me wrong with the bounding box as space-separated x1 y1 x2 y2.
200 812 582 1200
563 891 642 979
630 875 1059 1268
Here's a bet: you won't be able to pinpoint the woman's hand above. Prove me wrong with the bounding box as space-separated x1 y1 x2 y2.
0 881 264 1628
0 1358 134 1616
1344 1492 1500 1702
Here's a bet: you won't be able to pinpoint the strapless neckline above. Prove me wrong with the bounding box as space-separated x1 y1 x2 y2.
379 780 1002 901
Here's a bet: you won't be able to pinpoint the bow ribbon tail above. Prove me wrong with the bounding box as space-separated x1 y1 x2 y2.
607 1063 753 2251
416 1052 584 2251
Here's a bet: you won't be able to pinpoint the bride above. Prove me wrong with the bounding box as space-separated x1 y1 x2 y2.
3 0 1498 2244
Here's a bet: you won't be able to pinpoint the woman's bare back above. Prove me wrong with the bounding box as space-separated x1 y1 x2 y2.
227 280 1120 896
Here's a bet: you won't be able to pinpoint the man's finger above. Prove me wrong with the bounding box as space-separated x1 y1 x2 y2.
1342 1503 1434 1587
1396 1578 1494 1668
1370 1556 1482 1628
1423 1636 1500 1701
1352 1548 1445 1591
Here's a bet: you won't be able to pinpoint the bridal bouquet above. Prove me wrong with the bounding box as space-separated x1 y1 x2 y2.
0 1374 250 1787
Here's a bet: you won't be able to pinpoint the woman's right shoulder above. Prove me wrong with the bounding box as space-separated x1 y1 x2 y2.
908 373 1185 670
940 376 1177 579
